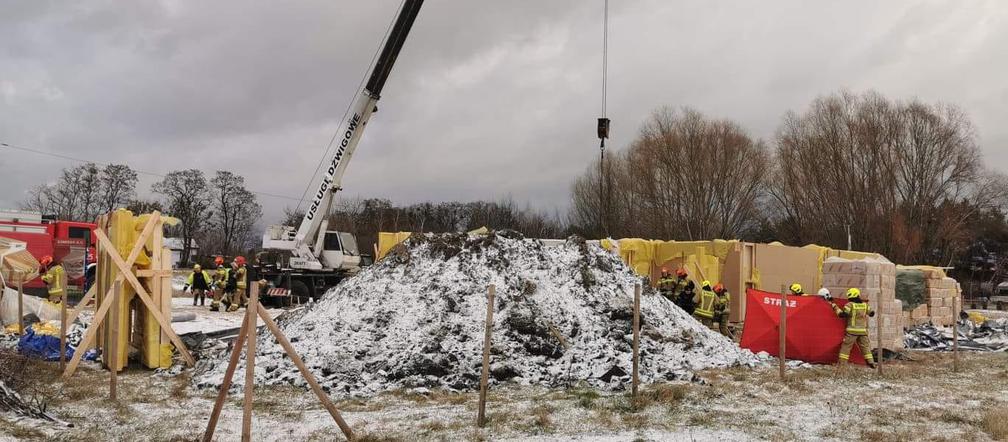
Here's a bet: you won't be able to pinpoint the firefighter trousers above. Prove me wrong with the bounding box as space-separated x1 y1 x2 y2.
839 333 874 363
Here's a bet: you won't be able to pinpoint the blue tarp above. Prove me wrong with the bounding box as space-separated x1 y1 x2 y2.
17 326 74 361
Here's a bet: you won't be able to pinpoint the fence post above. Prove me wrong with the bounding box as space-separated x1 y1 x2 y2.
952 293 959 373
110 280 120 400
477 284 495 428
632 283 641 401
779 284 786 380
16 272 24 335
241 282 259 441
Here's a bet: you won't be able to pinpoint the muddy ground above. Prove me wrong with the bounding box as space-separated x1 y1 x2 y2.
1 351 1006 441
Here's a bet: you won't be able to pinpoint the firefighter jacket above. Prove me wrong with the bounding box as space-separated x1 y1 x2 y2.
41 264 66 297
234 266 247 290
693 288 718 319
715 290 730 316
657 277 676 292
186 270 212 291
214 267 230 289
832 300 874 336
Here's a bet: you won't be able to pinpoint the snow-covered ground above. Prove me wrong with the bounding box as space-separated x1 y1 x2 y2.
170 296 283 336
4 351 1006 441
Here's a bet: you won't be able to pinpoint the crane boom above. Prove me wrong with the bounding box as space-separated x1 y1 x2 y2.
264 0 423 273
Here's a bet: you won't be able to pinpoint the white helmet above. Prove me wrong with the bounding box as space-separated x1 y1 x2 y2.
817 288 831 298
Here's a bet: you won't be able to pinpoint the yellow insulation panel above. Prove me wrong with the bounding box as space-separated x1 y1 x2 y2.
377 232 413 260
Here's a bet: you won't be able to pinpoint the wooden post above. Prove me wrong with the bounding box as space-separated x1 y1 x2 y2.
256 303 354 440
60 270 68 370
203 307 251 442
779 284 787 380
16 271 24 335
952 293 959 373
110 280 121 400
477 284 495 428
242 281 259 442
632 283 641 400
876 313 883 375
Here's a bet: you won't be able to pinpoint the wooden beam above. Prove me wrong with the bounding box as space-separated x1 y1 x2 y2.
242 282 259 442
779 284 787 380
110 280 121 400
65 284 96 327
135 269 173 278
477 284 495 428
203 307 251 442
62 283 118 379
94 229 195 366
632 283 640 401
17 272 24 335
257 302 354 440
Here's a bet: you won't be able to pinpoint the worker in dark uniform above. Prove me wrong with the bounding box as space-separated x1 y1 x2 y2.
183 264 212 307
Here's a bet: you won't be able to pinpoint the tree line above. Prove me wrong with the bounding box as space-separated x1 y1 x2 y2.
22 166 262 265
569 90 1008 270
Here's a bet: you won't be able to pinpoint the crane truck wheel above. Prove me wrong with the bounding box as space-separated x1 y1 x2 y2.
290 280 311 304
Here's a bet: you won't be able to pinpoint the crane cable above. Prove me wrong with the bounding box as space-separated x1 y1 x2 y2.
295 0 407 215
599 0 610 236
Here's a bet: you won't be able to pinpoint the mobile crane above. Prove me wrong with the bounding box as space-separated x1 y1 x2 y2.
257 0 424 300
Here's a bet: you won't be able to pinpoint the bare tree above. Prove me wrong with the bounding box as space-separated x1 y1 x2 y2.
100 164 138 214
204 171 262 256
153 169 212 266
126 199 164 214
770 91 983 263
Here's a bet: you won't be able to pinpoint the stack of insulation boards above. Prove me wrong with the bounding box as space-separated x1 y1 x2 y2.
821 257 904 351
922 269 960 326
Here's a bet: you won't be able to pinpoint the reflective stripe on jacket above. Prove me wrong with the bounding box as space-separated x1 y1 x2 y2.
41 265 66 295
693 289 717 319
235 266 247 289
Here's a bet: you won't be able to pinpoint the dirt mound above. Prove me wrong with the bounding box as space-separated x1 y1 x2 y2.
194 231 757 397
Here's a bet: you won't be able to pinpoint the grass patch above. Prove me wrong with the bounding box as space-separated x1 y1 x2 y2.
529 403 554 432
686 412 714 427
420 420 447 433
981 408 1008 441
567 387 601 409
0 418 47 439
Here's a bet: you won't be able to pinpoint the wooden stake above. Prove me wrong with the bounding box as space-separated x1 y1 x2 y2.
477 284 495 428
60 269 68 370
256 303 354 440
953 293 959 373
779 284 787 380
876 311 883 376
62 283 118 379
109 280 120 400
632 283 641 400
16 272 24 335
66 284 96 327
242 282 259 442
203 305 251 442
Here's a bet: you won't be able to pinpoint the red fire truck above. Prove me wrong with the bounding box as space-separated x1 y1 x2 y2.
0 210 96 296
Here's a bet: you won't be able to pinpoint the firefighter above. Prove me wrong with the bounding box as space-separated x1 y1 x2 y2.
829 288 878 368
712 283 731 336
184 264 212 307
789 283 805 296
676 280 696 315
39 255 66 304
227 256 248 312
657 269 676 301
693 280 718 328
211 256 229 311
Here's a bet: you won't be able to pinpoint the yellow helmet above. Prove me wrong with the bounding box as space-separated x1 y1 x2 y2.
846 288 861 299
193 264 201 271
789 283 803 294
701 280 711 290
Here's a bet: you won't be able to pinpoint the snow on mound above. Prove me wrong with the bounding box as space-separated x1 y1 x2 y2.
194 231 757 396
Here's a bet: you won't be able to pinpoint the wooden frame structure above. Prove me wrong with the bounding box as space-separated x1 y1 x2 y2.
62 210 193 379
204 281 353 442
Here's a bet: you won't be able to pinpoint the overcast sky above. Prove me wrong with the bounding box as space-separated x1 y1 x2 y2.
2 0 1007 225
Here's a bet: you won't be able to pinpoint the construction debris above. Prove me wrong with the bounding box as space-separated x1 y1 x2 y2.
904 318 1008 352
195 231 758 396
821 257 904 350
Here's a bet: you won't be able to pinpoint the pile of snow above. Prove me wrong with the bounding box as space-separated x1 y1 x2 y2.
195 231 757 396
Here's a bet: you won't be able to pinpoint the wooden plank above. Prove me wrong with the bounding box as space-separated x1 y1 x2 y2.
257 303 354 440
953 293 959 373
62 283 117 379
17 272 24 335
477 284 495 428
632 283 640 400
779 284 787 380
66 284 96 327
110 280 120 400
135 269 173 278
242 282 259 442
94 229 195 366
202 307 251 442
159 247 172 352
60 270 68 371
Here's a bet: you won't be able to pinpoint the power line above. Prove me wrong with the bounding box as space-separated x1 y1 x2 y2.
0 141 305 202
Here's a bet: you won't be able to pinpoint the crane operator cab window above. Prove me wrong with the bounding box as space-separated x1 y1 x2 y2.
323 231 360 255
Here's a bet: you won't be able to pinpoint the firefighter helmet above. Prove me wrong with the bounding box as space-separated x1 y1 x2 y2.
676 268 688 278
713 283 725 294
701 280 711 290
846 288 861 299
234 256 247 266
39 255 53 266
789 283 803 294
